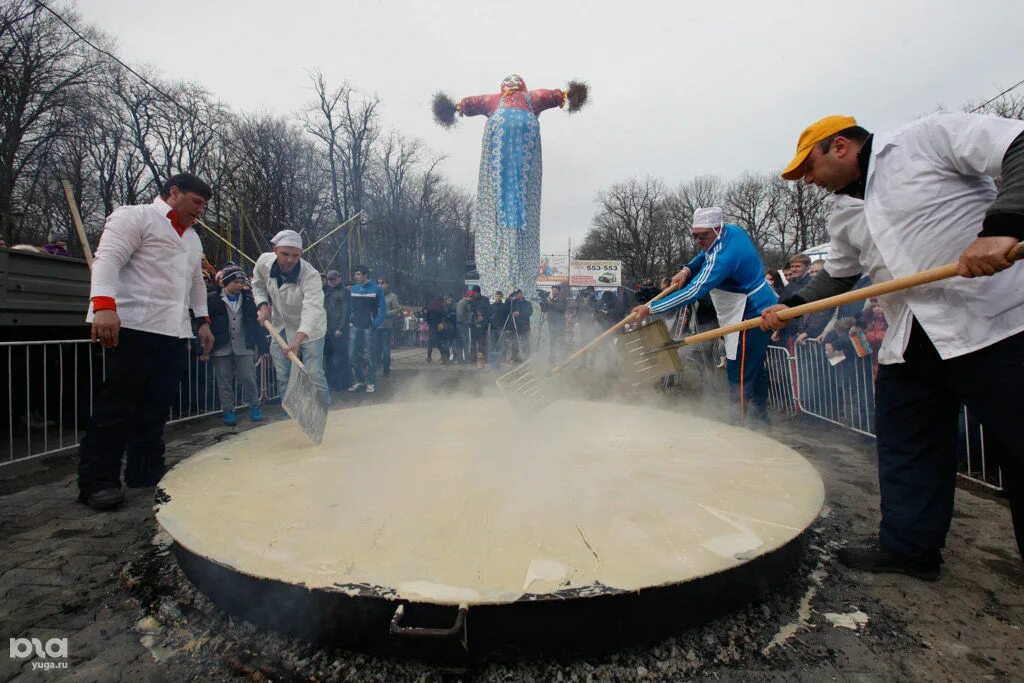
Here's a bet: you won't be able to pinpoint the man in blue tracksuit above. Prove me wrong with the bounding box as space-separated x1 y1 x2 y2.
347 265 387 393
632 206 777 425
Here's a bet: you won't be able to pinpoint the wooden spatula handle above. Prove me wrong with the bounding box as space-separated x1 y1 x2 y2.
263 319 308 371
683 242 1024 346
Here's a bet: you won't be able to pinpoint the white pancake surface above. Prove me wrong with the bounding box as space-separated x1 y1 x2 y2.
157 399 824 605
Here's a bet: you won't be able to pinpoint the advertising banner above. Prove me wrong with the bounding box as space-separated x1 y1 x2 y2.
570 260 622 288
536 254 570 286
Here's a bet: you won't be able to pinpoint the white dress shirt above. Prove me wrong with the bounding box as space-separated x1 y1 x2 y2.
87 197 207 338
824 112 1024 364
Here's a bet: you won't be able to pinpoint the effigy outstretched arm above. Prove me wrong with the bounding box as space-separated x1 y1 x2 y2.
458 93 500 117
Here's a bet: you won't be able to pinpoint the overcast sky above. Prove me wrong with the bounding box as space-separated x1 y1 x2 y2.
78 0 1022 254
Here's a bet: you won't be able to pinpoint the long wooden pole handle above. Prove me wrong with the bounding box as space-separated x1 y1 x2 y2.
194 218 257 266
61 180 93 269
561 282 680 366
683 243 1024 346
263 319 308 371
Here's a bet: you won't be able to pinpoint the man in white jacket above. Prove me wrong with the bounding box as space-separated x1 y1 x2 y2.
252 230 329 403
78 173 215 511
762 113 1024 576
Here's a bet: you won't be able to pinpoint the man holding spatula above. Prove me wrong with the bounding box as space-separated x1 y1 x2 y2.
762 113 1024 576
252 230 330 404
632 207 778 427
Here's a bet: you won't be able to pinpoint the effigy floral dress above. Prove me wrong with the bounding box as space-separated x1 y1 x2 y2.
459 77 564 297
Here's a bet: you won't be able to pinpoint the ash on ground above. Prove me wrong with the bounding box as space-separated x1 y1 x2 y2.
121 505 917 682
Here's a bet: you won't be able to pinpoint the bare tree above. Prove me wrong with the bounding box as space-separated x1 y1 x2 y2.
774 179 832 259
214 112 327 266
965 92 1024 120
303 71 380 274
0 0 102 242
723 172 784 251
303 70 351 225
577 177 672 282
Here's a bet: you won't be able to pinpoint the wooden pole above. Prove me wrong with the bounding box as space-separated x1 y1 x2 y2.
304 212 361 252
194 218 257 266
61 179 92 268
682 243 1024 346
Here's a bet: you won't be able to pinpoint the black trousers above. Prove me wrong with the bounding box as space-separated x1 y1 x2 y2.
326 332 350 391
426 331 448 361
77 329 188 494
876 321 1023 561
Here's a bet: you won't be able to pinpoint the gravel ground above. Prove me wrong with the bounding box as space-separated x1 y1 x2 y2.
1 370 1022 681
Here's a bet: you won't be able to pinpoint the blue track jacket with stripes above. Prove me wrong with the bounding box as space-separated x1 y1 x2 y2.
648 224 778 317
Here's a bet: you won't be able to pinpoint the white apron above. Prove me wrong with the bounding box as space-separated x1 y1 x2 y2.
709 289 747 361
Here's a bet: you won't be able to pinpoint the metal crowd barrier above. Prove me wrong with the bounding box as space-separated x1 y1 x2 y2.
2 335 1003 493
792 341 876 437
764 344 798 416
390 327 425 348
765 343 1002 491
1 339 279 466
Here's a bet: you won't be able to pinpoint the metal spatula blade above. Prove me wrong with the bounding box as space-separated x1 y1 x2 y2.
495 360 557 413
281 367 328 444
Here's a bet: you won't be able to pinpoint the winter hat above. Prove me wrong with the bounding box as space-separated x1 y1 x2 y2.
218 264 247 286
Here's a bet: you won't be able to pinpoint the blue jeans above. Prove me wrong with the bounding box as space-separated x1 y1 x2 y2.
349 327 379 384
376 328 392 374
456 324 470 362
269 335 330 402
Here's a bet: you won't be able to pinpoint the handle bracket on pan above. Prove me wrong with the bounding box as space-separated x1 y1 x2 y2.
389 603 468 641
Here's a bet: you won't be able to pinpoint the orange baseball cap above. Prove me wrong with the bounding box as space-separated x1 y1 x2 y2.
781 115 858 180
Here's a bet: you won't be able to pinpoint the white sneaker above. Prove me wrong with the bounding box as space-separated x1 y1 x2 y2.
347 383 364 392
365 384 376 393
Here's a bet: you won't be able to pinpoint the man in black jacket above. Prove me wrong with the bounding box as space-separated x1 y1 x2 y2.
489 290 511 358
206 265 268 426
507 289 533 363
542 284 568 362
469 285 490 367
324 270 351 391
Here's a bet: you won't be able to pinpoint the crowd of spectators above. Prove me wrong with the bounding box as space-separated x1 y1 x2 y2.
3 221 890 412
398 284 635 372
763 251 890 431
188 261 405 415
0 229 72 255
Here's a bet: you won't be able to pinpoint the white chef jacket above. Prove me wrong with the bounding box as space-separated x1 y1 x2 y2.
86 197 207 338
251 252 327 343
823 112 1024 365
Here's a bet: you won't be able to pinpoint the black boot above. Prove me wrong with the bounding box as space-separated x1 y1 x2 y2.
837 544 941 581
77 488 126 511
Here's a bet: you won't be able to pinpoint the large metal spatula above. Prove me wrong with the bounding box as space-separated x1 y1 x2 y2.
497 283 681 413
263 320 328 444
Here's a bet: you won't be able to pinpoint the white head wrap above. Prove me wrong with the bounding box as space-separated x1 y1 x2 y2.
692 207 724 230
270 229 302 250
